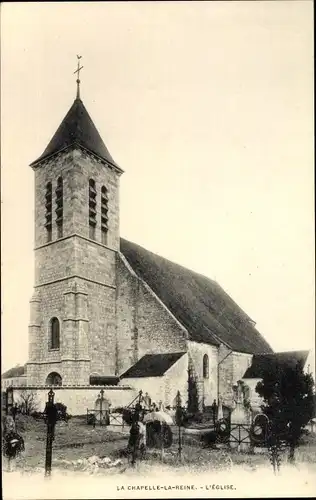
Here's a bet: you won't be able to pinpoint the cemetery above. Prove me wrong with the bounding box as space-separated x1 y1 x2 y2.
2 377 316 478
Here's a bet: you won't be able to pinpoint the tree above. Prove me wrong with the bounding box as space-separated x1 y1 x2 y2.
256 362 315 467
17 390 39 415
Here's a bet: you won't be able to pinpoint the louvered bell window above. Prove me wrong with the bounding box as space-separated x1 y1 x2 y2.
45 182 52 242
89 179 97 240
101 186 109 245
55 177 63 239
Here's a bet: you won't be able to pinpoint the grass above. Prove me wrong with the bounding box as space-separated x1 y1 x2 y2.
6 415 316 476
11 415 127 471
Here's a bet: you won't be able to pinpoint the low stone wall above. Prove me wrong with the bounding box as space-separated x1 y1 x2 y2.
11 385 137 415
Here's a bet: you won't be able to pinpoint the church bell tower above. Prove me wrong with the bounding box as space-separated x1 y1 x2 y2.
27 60 124 386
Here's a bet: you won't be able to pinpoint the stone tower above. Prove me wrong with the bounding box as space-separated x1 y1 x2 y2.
26 83 123 386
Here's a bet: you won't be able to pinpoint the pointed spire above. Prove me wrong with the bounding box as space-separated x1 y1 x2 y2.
74 55 83 100
30 59 124 172
30 98 122 171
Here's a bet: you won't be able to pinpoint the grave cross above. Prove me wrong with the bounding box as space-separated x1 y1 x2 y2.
99 389 104 426
45 388 57 477
175 391 183 459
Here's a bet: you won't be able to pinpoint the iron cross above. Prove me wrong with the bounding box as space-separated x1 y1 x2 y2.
74 55 83 98
74 55 83 79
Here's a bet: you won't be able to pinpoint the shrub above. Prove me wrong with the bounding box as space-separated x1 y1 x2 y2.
55 403 71 422
122 408 133 425
256 362 315 468
87 413 96 426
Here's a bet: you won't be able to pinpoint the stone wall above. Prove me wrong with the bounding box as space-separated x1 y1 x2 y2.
136 283 188 359
115 255 140 374
11 386 136 416
217 345 234 406
80 279 116 376
34 239 76 286
188 341 218 407
233 351 253 383
119 377 164 406
163 352 189 406
74 237 116 286
115 254 188 375
27 275 117 384
218 345 253 407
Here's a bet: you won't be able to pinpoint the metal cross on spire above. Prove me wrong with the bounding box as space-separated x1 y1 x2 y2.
74 55 83 100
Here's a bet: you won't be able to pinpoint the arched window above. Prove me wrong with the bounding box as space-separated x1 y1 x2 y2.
50 317 60 350
55 177 63 238
45 182 52 242
46 372 62 386
203 354 209 379
101 186 109 245
89 179 97 240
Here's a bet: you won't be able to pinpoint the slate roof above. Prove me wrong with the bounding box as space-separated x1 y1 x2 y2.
120 238 273 355
120 353 186 378
243 350 309 378
30 98 120 169
89 375 119 386
2 365 26 379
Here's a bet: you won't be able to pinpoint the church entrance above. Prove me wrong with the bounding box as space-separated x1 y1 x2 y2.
45 372 62 386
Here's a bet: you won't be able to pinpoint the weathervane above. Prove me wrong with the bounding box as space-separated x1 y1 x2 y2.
74 55 83 99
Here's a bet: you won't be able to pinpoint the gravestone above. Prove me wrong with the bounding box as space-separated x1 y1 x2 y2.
230 381 251 452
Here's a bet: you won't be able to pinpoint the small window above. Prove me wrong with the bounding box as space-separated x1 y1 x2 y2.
50 317 60 350
101 185 108 245
55 177 63 238
203 354 209 379
89 179 97 240
45 182 52 242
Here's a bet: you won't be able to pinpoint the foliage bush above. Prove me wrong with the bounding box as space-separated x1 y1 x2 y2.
87 413 96 426
55 403 71 422
256 361 315 469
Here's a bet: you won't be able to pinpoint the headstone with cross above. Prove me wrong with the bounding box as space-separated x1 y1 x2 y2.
99 388 105 425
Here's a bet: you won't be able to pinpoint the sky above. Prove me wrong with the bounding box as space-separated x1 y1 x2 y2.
1 1 314 374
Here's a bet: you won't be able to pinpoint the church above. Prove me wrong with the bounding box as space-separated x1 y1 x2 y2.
25 72 300 410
